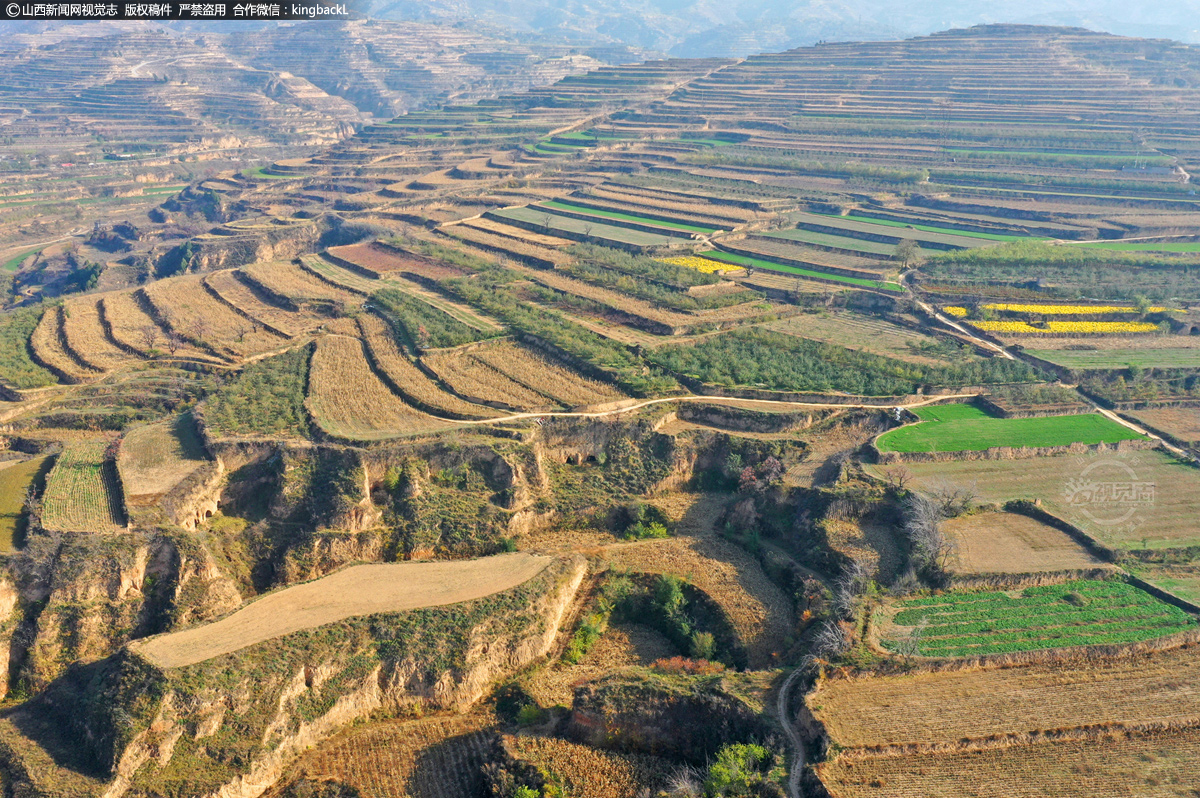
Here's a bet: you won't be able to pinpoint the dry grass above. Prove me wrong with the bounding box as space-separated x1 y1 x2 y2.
357 314 497 420
203 269 323 338
469 340 625 408
423 345 555 412
505 734 675 797
142 275 288 359
601 494 795 668
133 553 551 668
60 295 135 371
117 414 209 503
1128 407 1200 445
307 335 451 440
272 712 495 798
872 449 1200 551
241 260 362 306
946 511 1103 574
809 644 1200 750
527 622 676 707
30 305 95 381
765 311 957 365
823 518 904 583
818 726 1200 798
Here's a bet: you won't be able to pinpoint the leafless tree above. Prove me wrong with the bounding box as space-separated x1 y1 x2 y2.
137 324 159 352
813 619 852 660
190 317 210 344
881 465 913 493
165 332 183 357
903 493 957 582
833 558 871 619
234 321 250 343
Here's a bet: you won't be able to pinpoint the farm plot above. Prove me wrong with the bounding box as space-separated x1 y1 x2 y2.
202 269 321 338
809 643 1200 751
118 413 209 502
133 552 551 667
873 449 1200 551
60 295 136 372
972 320 1161 335
1127 407 1200 447
875 403 1143 453
762 228 902 258
327 241 468 279
299 254 378 294
142 276 288 359
240 260 362 307
275 713 495 798
505 734 675 798
765 312 970 365
945 511 1103 574
488 207 676 248
1026 348 1200 370
818 726 1200 798
701 250 904 291
372 287 499 352
30 305 96 382
538 199 722 234
307 335 451 440
469 340 625 408
423 345 556 412
356 314 497 419
878 579 1193 657
40 438 125 533
0 456 49 551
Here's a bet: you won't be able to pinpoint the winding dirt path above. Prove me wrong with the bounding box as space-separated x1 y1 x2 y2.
778 667 806 798
132 553 550 669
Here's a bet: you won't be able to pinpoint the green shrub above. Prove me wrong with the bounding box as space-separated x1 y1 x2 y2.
704 743 785 797
690 632 716 661
0 306 57 388
372 288 494 352
204 346 311 438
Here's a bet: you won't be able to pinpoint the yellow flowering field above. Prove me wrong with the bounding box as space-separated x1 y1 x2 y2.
973 320 1160 334
659 255 742 274
943 306 969 317
984 303 1176 315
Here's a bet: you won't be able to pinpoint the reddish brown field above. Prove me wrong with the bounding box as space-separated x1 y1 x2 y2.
328 242 467 279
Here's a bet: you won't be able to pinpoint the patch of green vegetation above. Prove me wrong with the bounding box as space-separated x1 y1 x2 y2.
646 328 1042 396
0 456 50 551
884 579 1195 657
702 250 903 291
385 459 512 557
1075 241 1200 253
876 403 1142 452
1026 349 1200 371
538 200 720 234
241 166 295 180
1079 369 1200 404
823 213 1034 242
2 245 46 272
372 288 495 352
567 244 721 288
203 346 311 438
0 306 57 388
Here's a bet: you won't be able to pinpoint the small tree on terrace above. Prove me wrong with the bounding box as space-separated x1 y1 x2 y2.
895 238 921 269
137 323 159 352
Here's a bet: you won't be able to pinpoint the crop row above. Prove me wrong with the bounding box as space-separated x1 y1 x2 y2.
945 304 1174 316
972 320 1161 334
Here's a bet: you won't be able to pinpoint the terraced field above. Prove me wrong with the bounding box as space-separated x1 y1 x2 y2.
945 511 1103 574
40 439 125 533
0 456 48 551
876 403 1144 453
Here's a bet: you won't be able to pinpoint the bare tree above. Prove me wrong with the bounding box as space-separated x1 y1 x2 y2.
833 558 871 619
903 493 956 583
165 332 183 357
813 619 852 661
137 323 159 352
190 317 210 344
233 321 250 343
882 466 913 493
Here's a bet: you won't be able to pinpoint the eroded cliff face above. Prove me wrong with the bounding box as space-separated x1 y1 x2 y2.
30 556 586 798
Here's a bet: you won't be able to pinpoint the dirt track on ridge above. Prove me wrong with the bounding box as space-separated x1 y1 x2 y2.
133 553 550 668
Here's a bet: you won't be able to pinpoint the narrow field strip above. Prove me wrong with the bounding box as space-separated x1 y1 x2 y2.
703 250 903 291
133 552 551 668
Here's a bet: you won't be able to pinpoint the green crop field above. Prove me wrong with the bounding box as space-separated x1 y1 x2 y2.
881 579 1195 657
0 456 50 552
537 200 720 234
821 213 1034 242
40 440 125 533
764 228 901 257
701 250 904 291
876 403 1143 452
1026 348 1200 370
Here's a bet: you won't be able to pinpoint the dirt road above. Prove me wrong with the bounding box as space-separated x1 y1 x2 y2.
133 552 550 669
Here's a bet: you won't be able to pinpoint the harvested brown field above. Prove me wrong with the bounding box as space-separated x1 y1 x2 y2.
133 552 551 668
307 335 451 440
505 734 675 797
356 314 497 419
118 414 209 503
810 644 1200 751
272 712 495 798
1128 407 1200 445
442 220 570 266
765 311 961 365
142 276 288 359
299 254 379 294
100 291 197 360
60 295 135 372
819 726 1200 798
202 269 321 338
528 622 676 707
871 450 1200 551
469 340 625 408
327 241 468 279
240 260 362 306
423 345 556 412
946 511 1103 574
30 305 96 382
